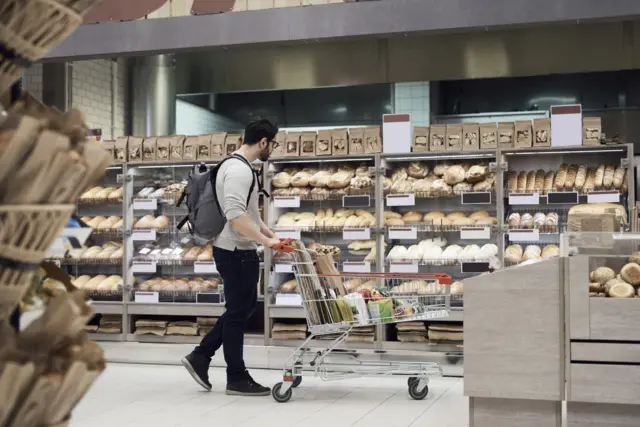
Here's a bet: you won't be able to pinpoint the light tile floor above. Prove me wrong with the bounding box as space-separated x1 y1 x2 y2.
71 364 468 427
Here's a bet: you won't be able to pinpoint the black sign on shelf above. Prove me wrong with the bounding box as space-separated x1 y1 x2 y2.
197 292 222 304
547 191 579 205
461 261 491 274
343 195 371 208
461 191 492 205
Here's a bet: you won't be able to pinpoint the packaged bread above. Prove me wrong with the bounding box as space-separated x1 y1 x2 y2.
114 136 128 162
613 167 626 189
594 164 605 188
413 127 429 152
348 128 364 155
170 134 186 159
568 203 628 231
543 171 555 193
462 123 479 151
280 279 298 294
574 165 588 189
603 164 615 188
583 117 602 146
128 137 143 161
445 124 462 151
525 171 536 191
479 123 497 149
516 171 527 191
316 129 332 156
183 136 198 160
300 131 317 157
224 134 241 156
498 122 514 149
211 133 226 158
364 126 381 153
564 164 579 189
515 120 533 148
142 137 157 161
156 136 170 161
554 164 568 189
430 124 446 152
533 118 551 147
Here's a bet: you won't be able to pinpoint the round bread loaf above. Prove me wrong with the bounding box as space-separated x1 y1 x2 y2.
444 165 466 185
621 263 640 285
328 171 352 189
407 162 428 179
589 266 615 285
272 172 292 188
402 212 423 224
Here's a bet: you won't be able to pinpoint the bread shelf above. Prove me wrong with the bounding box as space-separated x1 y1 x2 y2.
127 303 225 316
89 301 124 315
87 332 125 341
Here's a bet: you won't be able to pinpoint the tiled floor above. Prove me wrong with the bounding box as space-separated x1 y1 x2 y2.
71 364 468 427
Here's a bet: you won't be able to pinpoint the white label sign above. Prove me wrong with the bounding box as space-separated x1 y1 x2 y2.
131 260 157 273
274 263 294 273
342 228 371 240
275 229 301 240
389 261 419 273
460 227 491 240
388 227 418 240
194 261 218 274
273 196 300 208
275 293 303 306
134 292 159 303
508 193 540 205
132 228 156 241
587 190 620 204
509 229 540 242
343 261 371 273
133 198 158 210
386 194 415 207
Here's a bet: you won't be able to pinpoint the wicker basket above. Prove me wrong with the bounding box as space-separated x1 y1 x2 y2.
0 0 100 94
0 204 75 321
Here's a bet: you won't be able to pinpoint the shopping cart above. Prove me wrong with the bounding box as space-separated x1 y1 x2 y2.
271 240 453 403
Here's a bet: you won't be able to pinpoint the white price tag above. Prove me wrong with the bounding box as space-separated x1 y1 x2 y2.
342 228 371 240
138 247 152 255
116 173 123 184
343 261 371 273
508 193 540 205
509 229 540 242
386 194 415 207
133 198 158 210
131 260 157 273
161 248 174 255
389 261 419 273
275 229 301 240
134 292 159 303
273 196 300 208
587 190 620 204
275 293 303 306
194 261 218 274
460 227 491 240
132 229 156 241
388 227 418 240
274 263 294 273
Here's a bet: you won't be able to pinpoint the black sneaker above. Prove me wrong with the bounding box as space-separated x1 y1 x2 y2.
226 376 271 396
181 353 212 391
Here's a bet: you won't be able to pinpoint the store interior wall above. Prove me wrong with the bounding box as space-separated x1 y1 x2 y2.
175 98 242 135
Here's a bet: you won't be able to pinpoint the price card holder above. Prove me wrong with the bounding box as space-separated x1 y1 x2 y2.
587 190 620 204
547 191 578 204
389 261 419 273
388 227 418 240
343 228 371 240
273 196 300 208
460 227 491 240
196 292 222 304
133 198 158 210
386 194 415 207
508 193 540 205
461 262 491 274
116 173 123 184
275 293 303 306
132 228 156 241
274 263 294 273
508 229 540 242
343 261 371 273
461 191 492 205
134 291 159 303
275 229 301 240
194 261 218 274
342 195 371 208
131 260 157 273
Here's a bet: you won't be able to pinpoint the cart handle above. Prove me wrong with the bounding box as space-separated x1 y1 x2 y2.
316 272 453 285
270 238 295 253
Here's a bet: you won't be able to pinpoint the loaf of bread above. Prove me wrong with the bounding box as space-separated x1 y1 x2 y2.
517 171 527 191
534 170 545 191
402 212 423 224
613 166 625 189
621 170 629 193
564 164 579 189
153 215 169 229
328 171 352 189
507 171 517 191
507 213 520 228
574 165 588 189
594 164 605 188
423 212 445 221
582 168 596 193
543 171 555 193
469 211 489 219
568 203 628 231
505 245 523 264
291 171 312 187
407 162 428 179
272 172 292 188
520 213 533 229
603 164 615 188
525 171 536 191
465 165 487 183
443 165 466 185
554 164 568 189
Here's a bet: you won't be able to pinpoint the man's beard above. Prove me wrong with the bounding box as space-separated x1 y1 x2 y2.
258 148 270 162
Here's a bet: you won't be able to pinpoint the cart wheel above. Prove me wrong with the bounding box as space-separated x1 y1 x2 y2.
408 382 429 400
407 377 418 387
272 382 293 403
292 376 302 388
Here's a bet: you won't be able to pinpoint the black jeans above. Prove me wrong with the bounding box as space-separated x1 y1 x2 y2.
194 246 259 383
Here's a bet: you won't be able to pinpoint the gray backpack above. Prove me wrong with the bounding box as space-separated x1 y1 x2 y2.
176 154 257 243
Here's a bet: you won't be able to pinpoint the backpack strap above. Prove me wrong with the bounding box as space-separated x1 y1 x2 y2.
229 153 260 206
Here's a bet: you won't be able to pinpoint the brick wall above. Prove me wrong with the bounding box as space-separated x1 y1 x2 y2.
22 64 43 100
394 82 430 126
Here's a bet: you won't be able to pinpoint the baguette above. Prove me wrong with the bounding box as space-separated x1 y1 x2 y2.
613 166 626 189
594 164 605 188
574 165 588 189
554 164 568 189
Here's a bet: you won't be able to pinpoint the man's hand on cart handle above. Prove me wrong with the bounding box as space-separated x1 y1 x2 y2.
268 238 294 253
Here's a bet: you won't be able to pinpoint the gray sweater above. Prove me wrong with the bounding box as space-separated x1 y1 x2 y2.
212 154 259 251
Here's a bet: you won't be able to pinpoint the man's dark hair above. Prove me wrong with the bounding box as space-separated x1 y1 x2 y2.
243 119 278 145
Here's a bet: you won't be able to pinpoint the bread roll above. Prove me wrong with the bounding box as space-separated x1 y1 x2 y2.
589 267 615 285
539 171 554 193
443 165 466 185
554 164 568 189
533 212 546 228
153 215 169 229
412 178 433 192
520 213 533 229
453 217 476 226
402 212 423 224
344 215 360 227
446 212 466 219
613 166 625 189
525 171 536 191
384 211 402 219
469 211 489 219
594 164 605 188
272 172 292 188
505 245 523 264
564 164 579 189
622 169 629 193
72 275 92 289
107 187 123 199
507 171 517 191
134 215 155 228
517 171 527 191
608 281 635 298
602 164 615 188
83 275 107 291
475 217 497 225
574 165 588 189
291 171 311 187
621 263 640 285
507 213 520 228
385 217 405 226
